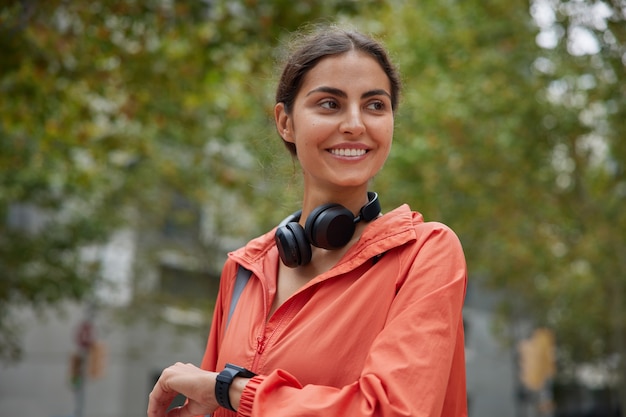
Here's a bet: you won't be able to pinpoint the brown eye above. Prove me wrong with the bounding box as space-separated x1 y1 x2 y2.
367 100 386 111
320 99 339 110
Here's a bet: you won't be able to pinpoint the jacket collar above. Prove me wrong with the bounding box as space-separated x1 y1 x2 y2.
230 204 420 276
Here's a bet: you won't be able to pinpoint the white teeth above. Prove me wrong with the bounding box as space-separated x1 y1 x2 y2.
330 148 367 157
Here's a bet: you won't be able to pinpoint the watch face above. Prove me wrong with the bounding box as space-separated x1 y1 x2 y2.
226 363 256 377
226 363 245 372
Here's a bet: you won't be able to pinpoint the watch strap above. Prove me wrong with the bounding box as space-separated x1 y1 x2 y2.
215 363 256 411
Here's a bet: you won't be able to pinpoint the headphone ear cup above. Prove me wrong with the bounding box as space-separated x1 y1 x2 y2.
275 222 312 267
305 204 355 250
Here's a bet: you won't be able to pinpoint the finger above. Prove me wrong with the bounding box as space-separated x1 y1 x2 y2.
166 405 197 417
166 406 181 417
147 386 179 417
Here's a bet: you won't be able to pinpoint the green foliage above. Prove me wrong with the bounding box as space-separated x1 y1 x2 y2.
0 0 383 360
524 1 626 401
371 0 625 401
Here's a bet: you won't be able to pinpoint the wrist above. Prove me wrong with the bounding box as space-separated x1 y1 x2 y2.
215 364 256 412
229 375 250 411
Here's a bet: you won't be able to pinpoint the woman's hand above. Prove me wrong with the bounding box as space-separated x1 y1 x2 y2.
147 362 219 417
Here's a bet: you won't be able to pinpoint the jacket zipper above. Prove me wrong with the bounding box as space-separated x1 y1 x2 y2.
250 300 298 371
251 335 266 371
256 336 267 354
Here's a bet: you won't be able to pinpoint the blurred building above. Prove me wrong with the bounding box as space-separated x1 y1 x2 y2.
0 302 207 417
464 281 518 416
0 201 229 417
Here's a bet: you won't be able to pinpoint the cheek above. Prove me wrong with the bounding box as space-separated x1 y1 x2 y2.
297 121 328 147
377 124 394 160
386 124 394 141
377 122 394 145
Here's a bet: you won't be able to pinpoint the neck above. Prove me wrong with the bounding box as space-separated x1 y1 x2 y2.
301 187 372 220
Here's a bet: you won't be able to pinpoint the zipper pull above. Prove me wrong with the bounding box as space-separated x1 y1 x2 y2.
256 336 267 354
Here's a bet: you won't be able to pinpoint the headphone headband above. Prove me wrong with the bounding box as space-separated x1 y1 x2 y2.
277 192 380 227
356 192 380 223
275 192 382 267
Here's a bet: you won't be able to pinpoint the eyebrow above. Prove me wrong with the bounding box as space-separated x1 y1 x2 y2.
306 86 391 100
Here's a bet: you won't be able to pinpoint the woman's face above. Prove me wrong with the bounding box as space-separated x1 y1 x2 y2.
275 50 394 193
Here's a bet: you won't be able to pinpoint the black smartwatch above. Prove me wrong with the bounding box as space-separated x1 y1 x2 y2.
215 363 256 411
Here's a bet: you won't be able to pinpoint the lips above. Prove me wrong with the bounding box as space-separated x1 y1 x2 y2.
329 148 368 157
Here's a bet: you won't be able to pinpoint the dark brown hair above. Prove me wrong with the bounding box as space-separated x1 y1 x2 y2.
275 25 402 155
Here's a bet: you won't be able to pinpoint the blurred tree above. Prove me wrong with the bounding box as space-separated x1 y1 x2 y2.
367 0 624 409
0 0 382 361
524 0 626 406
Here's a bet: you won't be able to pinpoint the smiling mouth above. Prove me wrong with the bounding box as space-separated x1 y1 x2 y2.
329 148 368 157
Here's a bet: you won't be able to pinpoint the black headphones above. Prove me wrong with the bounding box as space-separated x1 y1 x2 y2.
275 192 381 268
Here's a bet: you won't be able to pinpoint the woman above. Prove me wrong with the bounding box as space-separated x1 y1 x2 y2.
148 25 468 417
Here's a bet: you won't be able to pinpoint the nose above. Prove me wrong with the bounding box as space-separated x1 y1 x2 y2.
340 105 365 136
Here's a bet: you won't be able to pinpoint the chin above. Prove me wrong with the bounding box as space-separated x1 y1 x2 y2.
332 179 372 188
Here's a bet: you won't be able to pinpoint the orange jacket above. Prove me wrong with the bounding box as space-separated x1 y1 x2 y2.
201 204 468 417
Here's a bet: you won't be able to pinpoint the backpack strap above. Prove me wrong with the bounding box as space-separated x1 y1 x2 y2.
226 265 252 329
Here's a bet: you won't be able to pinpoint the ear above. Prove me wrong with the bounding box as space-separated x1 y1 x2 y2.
274 102 294 143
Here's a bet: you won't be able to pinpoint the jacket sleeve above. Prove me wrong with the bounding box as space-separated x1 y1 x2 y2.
201 259 238 373
237 223 468 417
